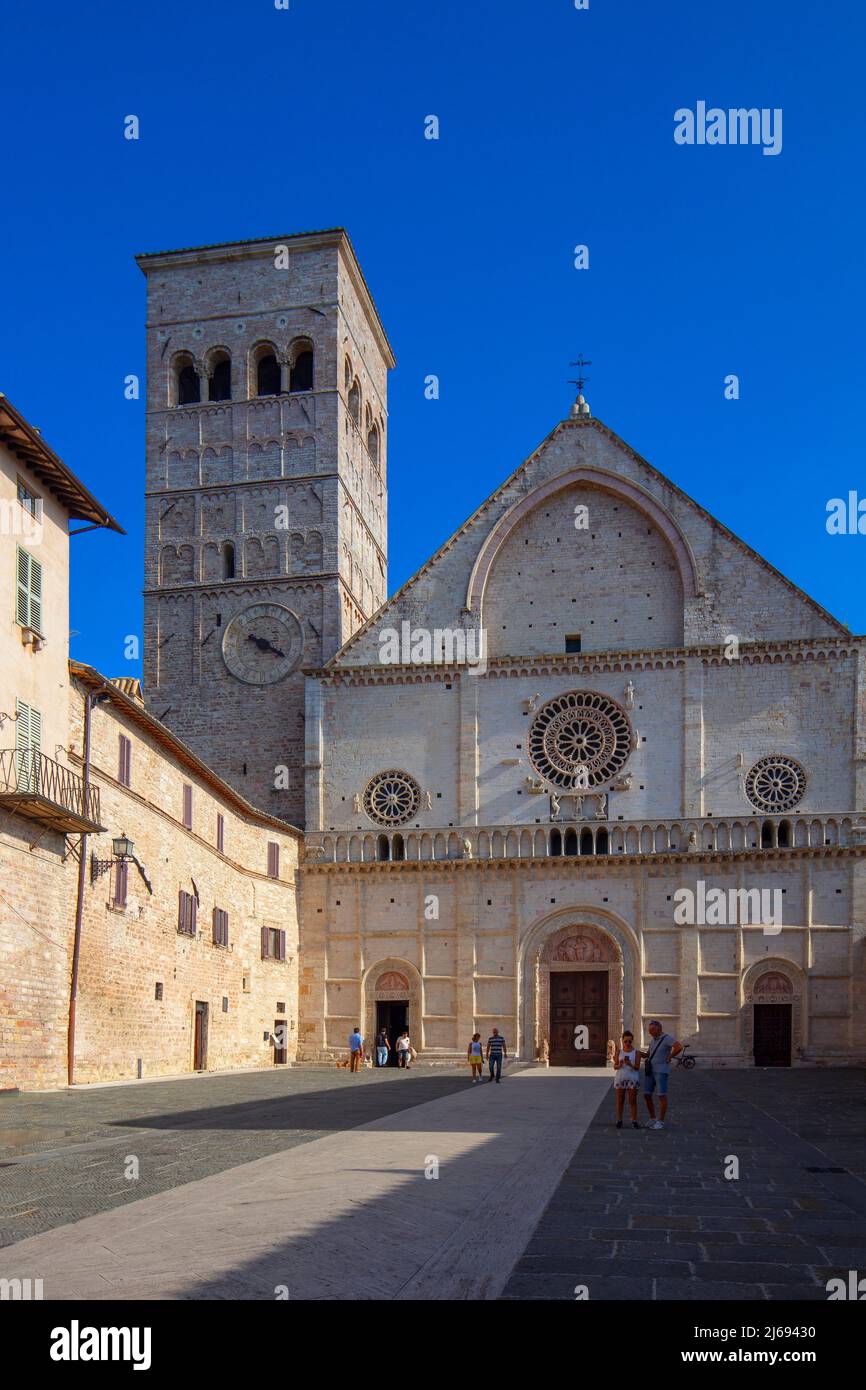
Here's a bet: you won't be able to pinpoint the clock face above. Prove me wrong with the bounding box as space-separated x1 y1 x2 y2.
221 603 305 685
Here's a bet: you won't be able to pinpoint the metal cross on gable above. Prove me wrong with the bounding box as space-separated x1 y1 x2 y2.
568 356 592 394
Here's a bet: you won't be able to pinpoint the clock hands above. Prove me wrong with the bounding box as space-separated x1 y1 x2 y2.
246 633 287 658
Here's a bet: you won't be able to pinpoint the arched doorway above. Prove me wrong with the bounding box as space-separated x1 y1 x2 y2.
751 970 794 1066
363 960 421 1065
742 960 804 1067
520 911 639 1066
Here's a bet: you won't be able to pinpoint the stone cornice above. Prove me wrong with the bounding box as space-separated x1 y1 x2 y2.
310 636 862 687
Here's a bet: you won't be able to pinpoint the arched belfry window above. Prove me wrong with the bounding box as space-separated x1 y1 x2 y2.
289 341 314 392
257 353 281 397
367 422 380 466
344 357 352 390
209 353 231 402
348 379 361 427
223 542 235 580
176 357 200 406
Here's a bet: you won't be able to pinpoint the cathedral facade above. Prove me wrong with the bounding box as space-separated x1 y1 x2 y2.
299 407 865 1068
137 230 865 1070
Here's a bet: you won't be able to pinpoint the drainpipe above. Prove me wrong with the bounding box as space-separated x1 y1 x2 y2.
67 687 94 1087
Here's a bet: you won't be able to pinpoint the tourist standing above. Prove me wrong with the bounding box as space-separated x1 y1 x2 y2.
467 1032 484 1082
643 1019 682 1128
486 1027 507 1083
613 1029 642 1128
375 1027 390 1068
348 1026 364 1073
396 1030 411 1069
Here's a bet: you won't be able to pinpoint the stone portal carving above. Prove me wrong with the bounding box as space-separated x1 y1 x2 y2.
542 928 618 965
376 970 409 992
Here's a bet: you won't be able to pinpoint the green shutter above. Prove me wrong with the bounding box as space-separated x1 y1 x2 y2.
15 700 39 790
15 549 42 631
29 556 42 632
16 548 29 625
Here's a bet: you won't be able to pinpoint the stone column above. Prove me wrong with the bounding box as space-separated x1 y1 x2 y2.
682 655 704 817
455 869 477 1045
456 670 479 826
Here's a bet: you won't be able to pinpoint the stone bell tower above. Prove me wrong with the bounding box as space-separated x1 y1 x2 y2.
138 230 394 826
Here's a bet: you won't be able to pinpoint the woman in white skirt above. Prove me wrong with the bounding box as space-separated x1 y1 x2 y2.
614 1030 642 1129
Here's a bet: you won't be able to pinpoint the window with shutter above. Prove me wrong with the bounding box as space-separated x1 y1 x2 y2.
183 784 192 829
261 925 269 959
267 842 279 878
278 931 286 961
16 547 43 632
114 861 129 909
15 699 41 790
178 890 197 936
118 735 132 787
216 813 225 854
212 908 229 947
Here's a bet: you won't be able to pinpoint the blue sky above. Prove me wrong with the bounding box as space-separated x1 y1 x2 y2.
2 0 864 676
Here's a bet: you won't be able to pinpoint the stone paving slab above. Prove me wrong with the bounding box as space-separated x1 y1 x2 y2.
0 1064 477 1246
0 1067 611 1300
500 1068 866 1301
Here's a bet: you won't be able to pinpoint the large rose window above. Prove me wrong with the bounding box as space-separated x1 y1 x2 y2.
528 691 633 789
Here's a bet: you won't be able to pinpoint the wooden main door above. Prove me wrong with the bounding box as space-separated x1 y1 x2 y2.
753 1003 792 1067
550 971 608 1065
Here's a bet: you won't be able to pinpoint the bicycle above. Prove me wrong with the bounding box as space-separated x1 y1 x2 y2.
675 1043 696 1070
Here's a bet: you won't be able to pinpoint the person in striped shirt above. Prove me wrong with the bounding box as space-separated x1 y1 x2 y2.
485 1027 507 1083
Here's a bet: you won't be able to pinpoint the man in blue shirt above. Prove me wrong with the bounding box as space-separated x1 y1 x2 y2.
348 1026 364 1073
642 1019 682 1128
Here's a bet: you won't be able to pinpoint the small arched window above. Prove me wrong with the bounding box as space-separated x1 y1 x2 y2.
344 357 352 390
290 347 314 392
564 828 578 857
177 361 200 406
376 834 390 862
348 379 361 426
257 353 281 397
209 354 231 402
367 423 380 466
549 829 562 857
580 828 594 856
223 542 235 580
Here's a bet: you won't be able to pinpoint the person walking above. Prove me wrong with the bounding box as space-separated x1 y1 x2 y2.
642 1019 682 1128
396 1030 411 1069
375 1027 390 1068
348 1026 364 1074
467 1032 484 1082
613 1029 642 1128
486 1027 507 1083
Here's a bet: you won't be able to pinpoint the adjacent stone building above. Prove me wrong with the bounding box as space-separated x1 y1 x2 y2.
1 396 301 1092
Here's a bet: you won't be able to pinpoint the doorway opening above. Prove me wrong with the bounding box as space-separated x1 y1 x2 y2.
549 971 608 1066
273 1019 287 1064
193 1000 209 1071
753 1003 792 1066
376 999 408 1065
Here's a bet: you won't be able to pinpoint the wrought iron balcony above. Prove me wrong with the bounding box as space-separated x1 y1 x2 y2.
0 749 103 834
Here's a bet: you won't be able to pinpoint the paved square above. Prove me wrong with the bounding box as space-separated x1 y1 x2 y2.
501 1068 866 1301
2 1067 864 1301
